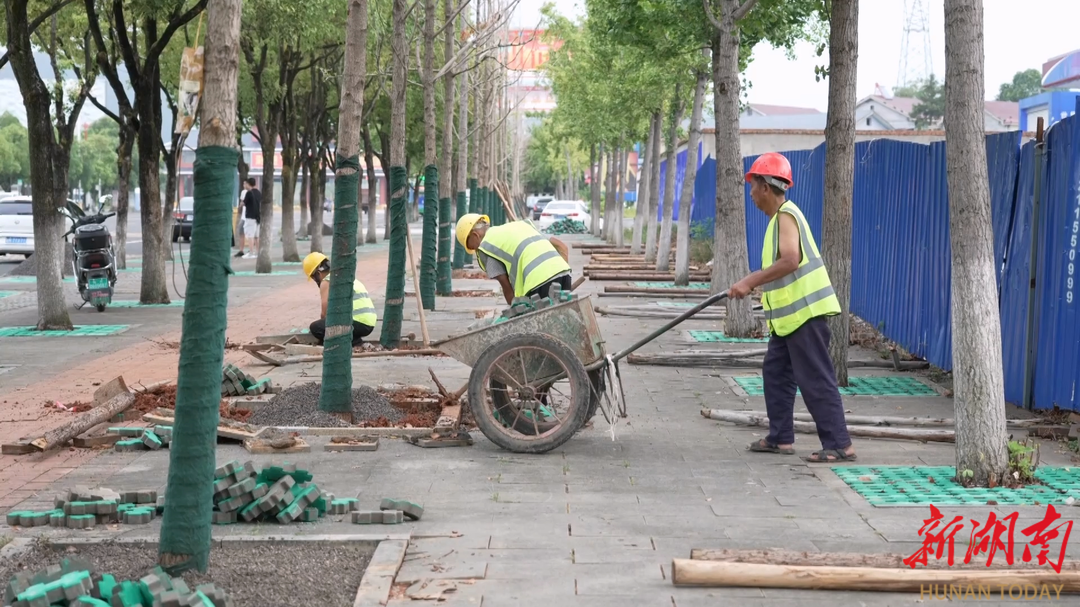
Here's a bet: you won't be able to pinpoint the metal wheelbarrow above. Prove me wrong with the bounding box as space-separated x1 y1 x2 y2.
431 291 731 453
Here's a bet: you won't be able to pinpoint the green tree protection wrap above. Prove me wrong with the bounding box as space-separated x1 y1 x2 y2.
380 165 409 348
158 146 239 574
479 187 488 223
419 164 439 310
452 190 468 268
468 178 479 214
318 154 361 413
436 193 452 294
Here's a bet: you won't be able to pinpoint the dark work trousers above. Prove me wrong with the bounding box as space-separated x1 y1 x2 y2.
309 319 374 347
526 274 573 299
763 316 852 450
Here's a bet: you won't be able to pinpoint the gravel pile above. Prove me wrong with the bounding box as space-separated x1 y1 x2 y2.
0 541 374 607
247 382 404 427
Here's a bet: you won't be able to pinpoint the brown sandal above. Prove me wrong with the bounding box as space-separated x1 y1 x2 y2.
747 439 795 455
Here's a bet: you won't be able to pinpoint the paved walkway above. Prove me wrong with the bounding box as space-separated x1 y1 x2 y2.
0 241 391 509
2 236 1078 606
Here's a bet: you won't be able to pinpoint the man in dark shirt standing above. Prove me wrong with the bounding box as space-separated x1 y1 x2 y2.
238 178 262 259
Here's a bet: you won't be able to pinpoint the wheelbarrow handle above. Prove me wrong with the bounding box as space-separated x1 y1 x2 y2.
609 290 731 364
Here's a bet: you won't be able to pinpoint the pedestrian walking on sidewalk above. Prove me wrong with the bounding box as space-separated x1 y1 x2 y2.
238 178 261 259
728 152 857 463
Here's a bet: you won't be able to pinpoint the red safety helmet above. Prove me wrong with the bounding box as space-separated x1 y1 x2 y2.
745 152 793 191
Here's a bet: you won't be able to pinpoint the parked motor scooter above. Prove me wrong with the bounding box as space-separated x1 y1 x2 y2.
60 204 117 312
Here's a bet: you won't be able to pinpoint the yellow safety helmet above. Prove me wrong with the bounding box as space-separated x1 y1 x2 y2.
302 252 329 281
455 213 490 254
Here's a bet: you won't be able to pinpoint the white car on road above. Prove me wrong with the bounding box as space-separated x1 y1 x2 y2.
0 196 34 258
537 200 595 230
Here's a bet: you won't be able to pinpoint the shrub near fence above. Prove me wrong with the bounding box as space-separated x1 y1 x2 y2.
678 112 1080 411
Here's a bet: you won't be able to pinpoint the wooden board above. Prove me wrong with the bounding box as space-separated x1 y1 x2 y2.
243 437 311 454
93 376 129 406
284 344 324 356
1 443 36 455
143 412 264 442
324 437 380 452
72 434 122 448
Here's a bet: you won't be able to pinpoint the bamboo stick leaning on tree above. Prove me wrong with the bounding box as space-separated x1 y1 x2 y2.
158 0 242 574
700 409 957 442
318 0 369 420
406 228 431 346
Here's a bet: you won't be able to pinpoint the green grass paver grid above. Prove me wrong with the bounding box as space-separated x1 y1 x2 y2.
275 261 303 266
0 325 129 337
834 465 1080 507
231 271 279 277
688 330 768 343
107 300 184 308
0 291 18 299
733 375 937 397
632 281 710 289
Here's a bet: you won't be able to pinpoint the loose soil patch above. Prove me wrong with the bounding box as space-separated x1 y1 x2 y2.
134 383 251 422
0 540 374 607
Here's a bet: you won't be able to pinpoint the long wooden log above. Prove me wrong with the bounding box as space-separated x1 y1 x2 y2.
584 264 702 271
598 308 731 321
587 273 711 282
688 548 1080 571
247 348 445 366
700 409 956 443
670 559 1080 592
30 391 136 451
604 286 713 295
699 411 1040 429
629 352 929 370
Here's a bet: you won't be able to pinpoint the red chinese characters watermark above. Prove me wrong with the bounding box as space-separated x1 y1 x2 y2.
904 504 1073 573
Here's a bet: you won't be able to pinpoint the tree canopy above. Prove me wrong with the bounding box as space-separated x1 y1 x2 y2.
997 68 1042 102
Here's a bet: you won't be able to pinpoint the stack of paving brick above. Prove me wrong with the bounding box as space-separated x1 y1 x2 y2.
5 487 161 530
111 426 172 453
221 365 275 397
3 559 232 607
494 286 574 324
210 460 327 525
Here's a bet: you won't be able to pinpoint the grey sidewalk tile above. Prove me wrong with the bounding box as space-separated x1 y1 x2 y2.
408 535 494 551
488 534 572 550
396 556 487 584
572 562 672 596
655 536 820 557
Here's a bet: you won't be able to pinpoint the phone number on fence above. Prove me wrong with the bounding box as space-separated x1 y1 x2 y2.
1069 203 1080 304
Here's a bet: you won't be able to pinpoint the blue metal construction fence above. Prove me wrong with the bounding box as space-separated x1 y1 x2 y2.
673 114 1080 411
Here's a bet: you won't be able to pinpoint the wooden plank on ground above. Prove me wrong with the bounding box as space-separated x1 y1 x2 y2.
73 433 122 448
92 376 129 406
243 436 311 454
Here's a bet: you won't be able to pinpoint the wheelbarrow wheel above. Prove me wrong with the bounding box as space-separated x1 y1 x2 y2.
469 333 591 454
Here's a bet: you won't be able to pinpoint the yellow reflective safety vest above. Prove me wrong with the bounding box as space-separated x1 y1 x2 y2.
327 277 378 327
760 201 840 337
476 221 571 298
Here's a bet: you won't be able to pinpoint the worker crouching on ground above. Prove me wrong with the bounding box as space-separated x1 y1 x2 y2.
728 152 857 463
456 213 572 305
302 252 377 347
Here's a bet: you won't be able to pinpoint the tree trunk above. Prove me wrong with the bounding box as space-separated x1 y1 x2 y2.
380 0 410 348
644 113 662 263
943 0 1008 486
161 147 180 261
363 127 378 244
589 143 601 236
114 131 134 270
299 159 309 240
615 148 626 247
822 0 858 386
310 157 325 253
657 87 685 272
136 87 170 305
709 3 754 337
631 122 653 255
157 0 241 573
454 65 470 266
256 137 276 273
280 143 301 261
436 0 455 292
319 0 368 416
676 66 708 285
603 147 614 243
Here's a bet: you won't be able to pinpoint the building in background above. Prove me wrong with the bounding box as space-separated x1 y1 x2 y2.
1016 50 1080 131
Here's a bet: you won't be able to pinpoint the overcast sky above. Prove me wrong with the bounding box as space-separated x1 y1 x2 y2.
513 0 1079 109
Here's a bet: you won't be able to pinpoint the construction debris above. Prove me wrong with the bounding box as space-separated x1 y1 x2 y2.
324 436 379 451
221 364 276 397
2 559 233 607
247 383 404 428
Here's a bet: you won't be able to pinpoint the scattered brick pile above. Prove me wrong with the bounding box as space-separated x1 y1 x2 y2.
221 365 275 397
211 461 325 525
325 496 424 525
5 487 162 530
111 426 172 453
3 558 231 607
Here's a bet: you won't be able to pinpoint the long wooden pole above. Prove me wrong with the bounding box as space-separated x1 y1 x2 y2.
31 391 135 451
701 409 957 443
671 559 1080 592
405 228 431 346
688 548 1080 571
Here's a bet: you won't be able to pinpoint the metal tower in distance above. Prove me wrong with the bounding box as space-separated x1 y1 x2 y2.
897 0 933 88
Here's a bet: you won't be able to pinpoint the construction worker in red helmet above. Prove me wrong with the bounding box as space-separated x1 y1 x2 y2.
729 152 856 463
